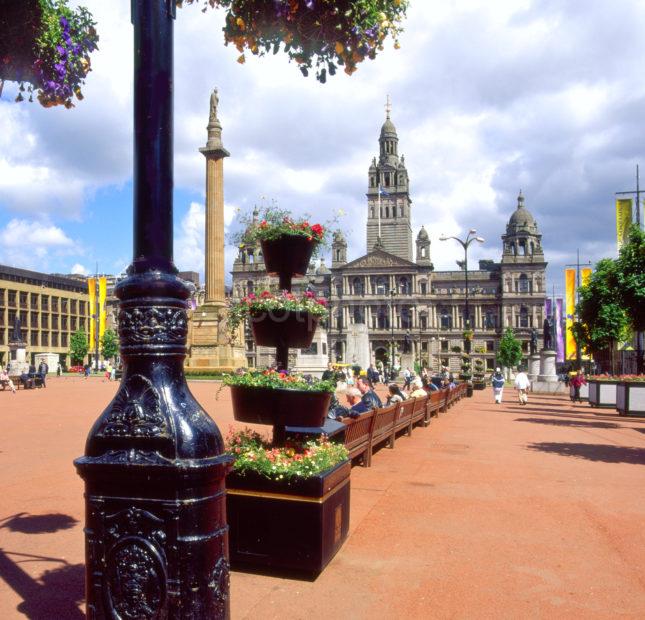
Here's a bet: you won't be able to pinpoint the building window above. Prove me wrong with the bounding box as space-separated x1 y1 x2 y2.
440 309 452 330
335 282 343 298
71 317 77 331
485 310 497 329
441 340 448 352
31 331 38 346
486 340 495 352
399 277 411 295
352 277 365 296
401 307 412 329
419 314 428 330
79 301 86 315
353 306 365 324
31 313 39 328
42 332 49 346
52 297 59 312
62 333 68 347
419 281 427 294
375 277 388 295
518 273 529 293
377 307 389 329
486 358 494 370
519 306 529 328
52 333 59 347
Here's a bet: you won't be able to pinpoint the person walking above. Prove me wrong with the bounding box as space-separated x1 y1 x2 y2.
403 367 412 390
570 371 587 403
514 368 531 405
37 360 48 387
491 367 505 404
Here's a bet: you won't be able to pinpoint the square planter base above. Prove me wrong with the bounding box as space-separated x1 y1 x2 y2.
226 461 351 575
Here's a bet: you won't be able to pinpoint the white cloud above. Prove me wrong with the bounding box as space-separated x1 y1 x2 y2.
0 219 81 270
175 202 205 274
71 263 89 276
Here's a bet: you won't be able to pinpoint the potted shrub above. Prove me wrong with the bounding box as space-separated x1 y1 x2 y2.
181 0 409 83
473 358 486 390
225 427 351 573
460 354 473 397
228 289 328 348
587 375 619 408
0 0 98 107
223 369 335 427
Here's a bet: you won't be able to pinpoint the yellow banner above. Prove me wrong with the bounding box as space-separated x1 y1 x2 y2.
87 277 96 345
565 269 576 360
616 199 632 250
581 267 592 287
98 276 107 340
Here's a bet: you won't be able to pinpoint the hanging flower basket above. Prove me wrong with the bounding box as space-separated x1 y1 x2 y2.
251 309 320 348
228 289 328 338
180 0 409 83
261 235 317 277
224 370 334 426
0 0 98 108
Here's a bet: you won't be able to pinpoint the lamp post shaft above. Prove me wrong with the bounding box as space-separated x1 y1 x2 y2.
75 2 231 617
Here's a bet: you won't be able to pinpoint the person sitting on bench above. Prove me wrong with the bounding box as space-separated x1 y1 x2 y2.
0 369 16 393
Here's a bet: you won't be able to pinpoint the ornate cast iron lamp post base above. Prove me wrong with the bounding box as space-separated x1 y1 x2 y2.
75 1 231 617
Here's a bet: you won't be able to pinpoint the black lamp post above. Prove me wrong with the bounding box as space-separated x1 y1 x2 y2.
74 2 231 617
389 288 396 380
439 230 484 353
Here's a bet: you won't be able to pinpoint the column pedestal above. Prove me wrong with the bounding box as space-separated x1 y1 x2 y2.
533 349 562 393
528 353 541 382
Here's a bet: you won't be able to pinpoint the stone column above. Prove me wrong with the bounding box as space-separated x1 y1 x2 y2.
528 353 540 382
200 88 229 307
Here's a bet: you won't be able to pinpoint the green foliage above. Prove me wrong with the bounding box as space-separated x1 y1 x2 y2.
69 329 89 364
575 258 630 353
615 224 645 332
497 328 522 369
225 428 348 481
100 328 118 361
223 369 335 393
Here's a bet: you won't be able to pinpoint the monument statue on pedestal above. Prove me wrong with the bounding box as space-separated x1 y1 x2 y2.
530 328 538 355
11 316 22 343
543 317 554 350
209 87 219 123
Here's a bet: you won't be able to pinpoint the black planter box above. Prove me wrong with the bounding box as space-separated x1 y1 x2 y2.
230 385 331 427
250 309 319 348
226 460 351 575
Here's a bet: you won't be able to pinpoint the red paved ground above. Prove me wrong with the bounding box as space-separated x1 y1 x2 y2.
1 377 644 618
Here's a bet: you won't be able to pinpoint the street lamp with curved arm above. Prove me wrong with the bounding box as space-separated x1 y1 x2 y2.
439 230 485 348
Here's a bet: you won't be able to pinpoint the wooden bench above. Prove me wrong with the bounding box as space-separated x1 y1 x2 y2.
342 410 375 467
424 390 444 424
369 402 399 457
411 394 428 428
393 398 416 440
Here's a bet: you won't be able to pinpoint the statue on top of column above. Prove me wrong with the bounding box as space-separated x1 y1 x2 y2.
209 88 219 123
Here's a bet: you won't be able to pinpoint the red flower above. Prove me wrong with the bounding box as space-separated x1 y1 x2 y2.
260 290 273 298
316 298 328 307
311 223 324 238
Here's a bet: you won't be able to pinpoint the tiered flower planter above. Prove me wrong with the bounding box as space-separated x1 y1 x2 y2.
616 382 645 416
588 379 617 408
227 234 350 575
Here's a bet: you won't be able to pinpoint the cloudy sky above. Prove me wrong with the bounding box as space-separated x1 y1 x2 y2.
1 0 644 296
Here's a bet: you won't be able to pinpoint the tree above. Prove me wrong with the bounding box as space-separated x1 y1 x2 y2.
70 330 89 365
101 329 119 361
575 258 630 357
615 225 645 372
497 328 523 369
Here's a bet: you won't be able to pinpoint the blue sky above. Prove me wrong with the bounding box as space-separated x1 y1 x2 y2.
1 0 645 296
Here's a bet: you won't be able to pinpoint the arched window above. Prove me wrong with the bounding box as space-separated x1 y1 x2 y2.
335 248 341 262
519 306 529 328
375 277 388 295
518 273 529 293
419 280 427 295
485 309 497 329
353 306 365 324
352 277 365 296
399 277 411 295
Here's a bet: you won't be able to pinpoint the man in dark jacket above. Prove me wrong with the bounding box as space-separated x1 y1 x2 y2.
356 376 383 410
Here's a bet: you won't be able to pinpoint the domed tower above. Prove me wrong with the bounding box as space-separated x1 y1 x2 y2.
501 190 544 263
332 230 347 267
366 97 413 260
416 226 432 266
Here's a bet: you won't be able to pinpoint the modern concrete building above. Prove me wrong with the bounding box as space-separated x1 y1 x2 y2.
0 264 90 367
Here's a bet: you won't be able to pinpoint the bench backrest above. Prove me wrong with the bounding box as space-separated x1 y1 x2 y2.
343 411 375 451
397 398 415 422
371 402 399 438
